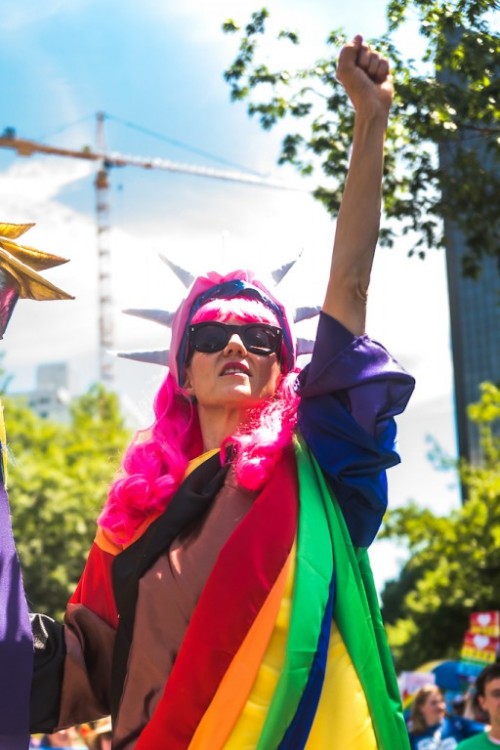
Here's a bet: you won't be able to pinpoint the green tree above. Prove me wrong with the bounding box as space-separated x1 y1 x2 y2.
0 352 13 395
379 382 500 670
222 1 499 277
5 384 131 618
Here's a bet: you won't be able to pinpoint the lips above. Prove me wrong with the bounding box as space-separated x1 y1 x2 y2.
220 361 250 376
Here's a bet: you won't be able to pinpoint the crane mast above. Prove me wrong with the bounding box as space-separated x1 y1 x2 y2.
95 113 114 383
0 118 303 383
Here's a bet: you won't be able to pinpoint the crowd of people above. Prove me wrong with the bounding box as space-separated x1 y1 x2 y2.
27 663 500 749
407 663 500 750
30 719 111 749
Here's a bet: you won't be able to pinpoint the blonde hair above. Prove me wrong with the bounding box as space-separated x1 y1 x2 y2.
410 684 443 734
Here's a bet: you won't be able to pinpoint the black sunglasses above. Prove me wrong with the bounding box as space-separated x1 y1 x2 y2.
188 322 282 357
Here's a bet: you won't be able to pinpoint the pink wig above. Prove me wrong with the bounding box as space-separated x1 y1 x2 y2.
99 272 300 543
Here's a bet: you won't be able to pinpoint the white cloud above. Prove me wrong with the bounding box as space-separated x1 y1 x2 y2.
0 157 94 204
140 0 388 72
0 0 90 32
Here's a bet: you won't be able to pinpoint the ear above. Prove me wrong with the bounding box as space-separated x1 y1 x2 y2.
183 368 194 396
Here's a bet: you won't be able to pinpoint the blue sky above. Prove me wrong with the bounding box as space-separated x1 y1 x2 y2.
0 0 459 589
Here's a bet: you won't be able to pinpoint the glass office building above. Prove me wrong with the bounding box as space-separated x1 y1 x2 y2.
444 221 500 466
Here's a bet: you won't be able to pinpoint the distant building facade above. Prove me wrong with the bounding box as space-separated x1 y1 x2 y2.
444 227 500 465
438 40 499 468
16 362 71 423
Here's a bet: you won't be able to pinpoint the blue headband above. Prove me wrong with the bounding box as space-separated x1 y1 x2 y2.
176 279 295 383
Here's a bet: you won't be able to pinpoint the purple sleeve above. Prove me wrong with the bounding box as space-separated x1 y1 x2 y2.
0 454 33 750
297 312 415 547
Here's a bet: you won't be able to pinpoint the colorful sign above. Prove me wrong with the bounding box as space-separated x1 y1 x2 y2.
460 611 500 666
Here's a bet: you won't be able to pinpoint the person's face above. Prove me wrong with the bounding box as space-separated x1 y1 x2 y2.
184 317 282 412
478 677 500 728
420 690 446 726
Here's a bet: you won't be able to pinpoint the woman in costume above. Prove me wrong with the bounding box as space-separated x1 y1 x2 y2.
28 35 414 749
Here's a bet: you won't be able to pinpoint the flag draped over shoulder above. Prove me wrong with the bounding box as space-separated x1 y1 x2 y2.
135 437 410 749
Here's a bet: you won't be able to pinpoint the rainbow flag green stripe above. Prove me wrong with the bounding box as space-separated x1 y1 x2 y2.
258 436 410 749
256 438 334 750
305 438 410 749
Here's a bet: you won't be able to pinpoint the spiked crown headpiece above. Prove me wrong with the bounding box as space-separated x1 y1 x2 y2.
120 256 320 384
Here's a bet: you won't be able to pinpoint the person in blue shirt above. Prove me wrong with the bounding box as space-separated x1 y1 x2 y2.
409 684 485 749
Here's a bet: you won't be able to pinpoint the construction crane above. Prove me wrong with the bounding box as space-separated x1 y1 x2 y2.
0 115 302 383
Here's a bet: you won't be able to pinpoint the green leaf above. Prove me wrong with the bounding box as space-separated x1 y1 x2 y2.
6 385 131 618
380 383 500 670
222 2 500 278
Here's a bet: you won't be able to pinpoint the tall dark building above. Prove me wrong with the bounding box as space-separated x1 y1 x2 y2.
444 224 500 466
437 32 499 471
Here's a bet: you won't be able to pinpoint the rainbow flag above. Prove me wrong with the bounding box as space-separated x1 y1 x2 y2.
135 438 409 749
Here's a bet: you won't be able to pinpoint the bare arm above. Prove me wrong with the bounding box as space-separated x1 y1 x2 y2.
323 35 393 335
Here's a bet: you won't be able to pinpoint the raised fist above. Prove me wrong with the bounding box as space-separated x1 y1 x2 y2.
337 35 393 116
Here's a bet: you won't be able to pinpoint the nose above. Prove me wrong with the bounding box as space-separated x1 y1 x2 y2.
223 333 247 355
